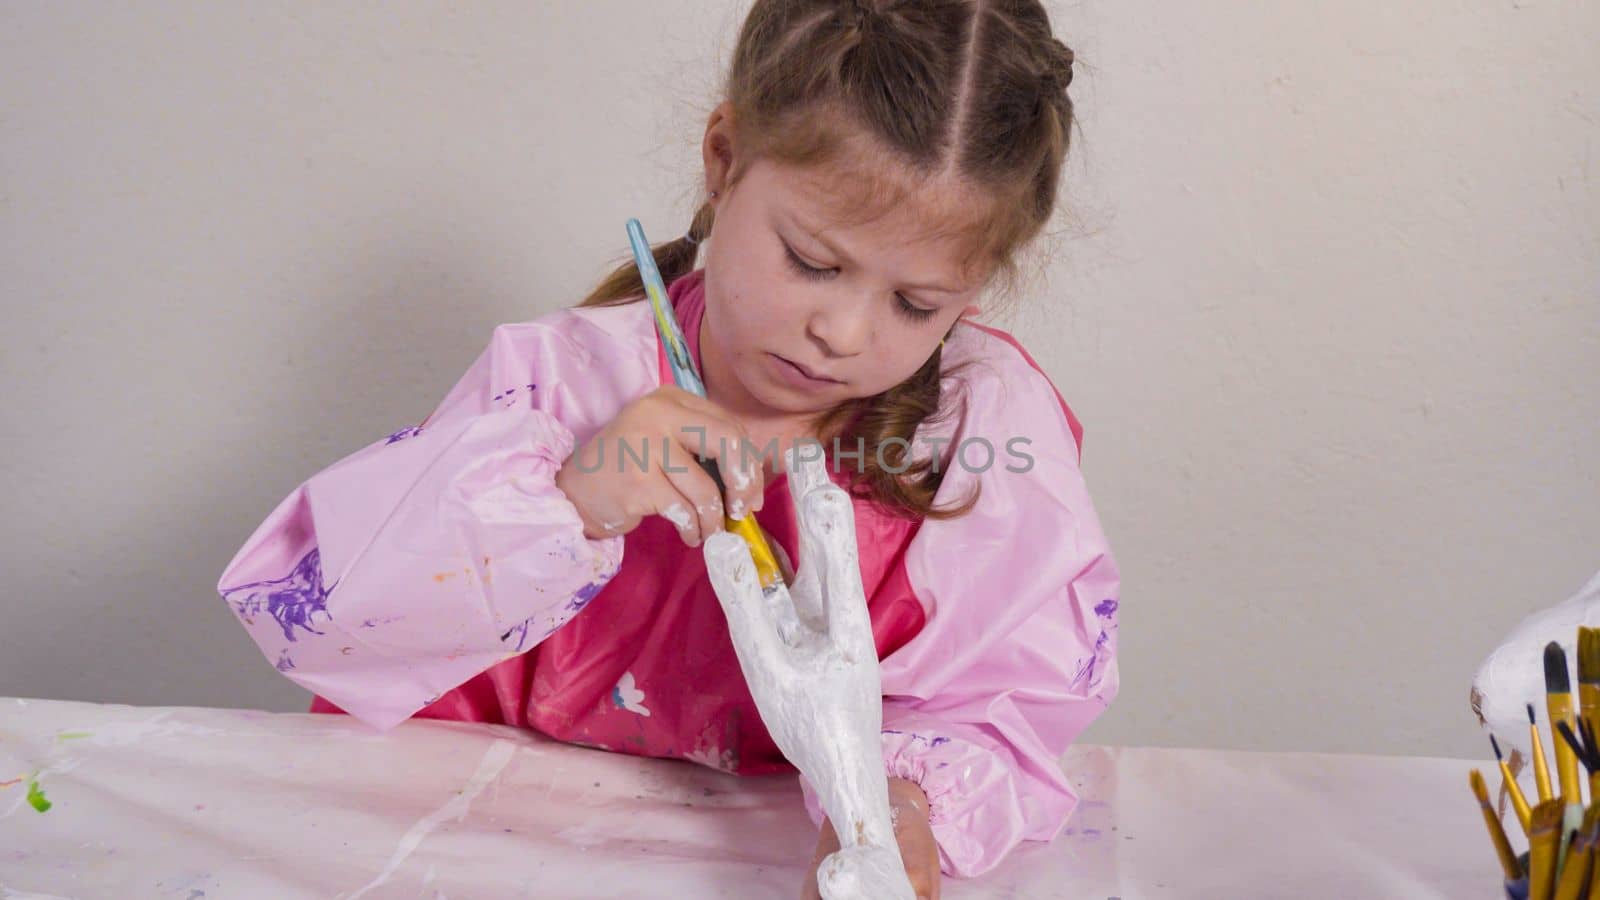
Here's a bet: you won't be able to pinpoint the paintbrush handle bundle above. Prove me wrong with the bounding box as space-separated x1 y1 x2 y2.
1476 629 1600 900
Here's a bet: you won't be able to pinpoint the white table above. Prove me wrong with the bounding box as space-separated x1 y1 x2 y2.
0 698 1498 898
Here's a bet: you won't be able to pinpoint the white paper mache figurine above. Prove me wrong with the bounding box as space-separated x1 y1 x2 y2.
1472 569 1600 768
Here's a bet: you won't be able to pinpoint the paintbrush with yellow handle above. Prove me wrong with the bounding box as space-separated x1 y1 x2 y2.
1547 642 1586 841
1553 803 1600 900
1590 808 1600 900
1471 769 1524 883
1529 698 1555 800
1556 718 1600 819
1578 628 1600 749
1531 703 1557 804
1494 734 1535 834
1529 799 1564 900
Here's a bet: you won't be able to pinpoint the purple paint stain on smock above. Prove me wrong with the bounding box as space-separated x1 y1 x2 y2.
385 424 423 445
222 547 335 642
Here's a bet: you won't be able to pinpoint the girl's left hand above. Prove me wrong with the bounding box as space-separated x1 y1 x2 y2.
801 778 941 900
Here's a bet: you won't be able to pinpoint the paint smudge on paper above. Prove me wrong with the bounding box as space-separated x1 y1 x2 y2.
26 779 51 813
344 739 517 899
72 712 226 747
684 742 737 772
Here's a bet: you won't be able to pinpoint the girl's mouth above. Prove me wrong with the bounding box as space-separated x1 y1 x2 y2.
768 353 843 388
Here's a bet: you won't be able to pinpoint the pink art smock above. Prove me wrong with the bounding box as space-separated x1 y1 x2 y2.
217 269 1122 877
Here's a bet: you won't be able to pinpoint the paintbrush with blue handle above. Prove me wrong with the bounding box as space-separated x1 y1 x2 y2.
626 218 785 592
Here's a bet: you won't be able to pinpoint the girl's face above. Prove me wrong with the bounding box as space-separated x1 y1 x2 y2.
699 154 990 428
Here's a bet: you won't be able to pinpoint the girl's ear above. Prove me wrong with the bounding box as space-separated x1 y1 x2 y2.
959 303 981 318
702 101 737 201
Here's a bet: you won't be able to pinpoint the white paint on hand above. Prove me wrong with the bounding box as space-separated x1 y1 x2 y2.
660 502 692 532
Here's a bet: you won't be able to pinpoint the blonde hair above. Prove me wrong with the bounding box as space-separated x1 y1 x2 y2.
583 0 1077 520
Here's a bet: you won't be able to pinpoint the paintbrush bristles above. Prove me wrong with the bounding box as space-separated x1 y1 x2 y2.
1533 800 1565 834
1580 628 1600 687
1558 718 1600 776
1472 768 1491 803
1493 733 1505 760
1531 800 1566 898
1548 641 1573 694
1471 769 1526 881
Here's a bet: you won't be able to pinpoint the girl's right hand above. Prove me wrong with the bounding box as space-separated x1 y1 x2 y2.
554 385 765 546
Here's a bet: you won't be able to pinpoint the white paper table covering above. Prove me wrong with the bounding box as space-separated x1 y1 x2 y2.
0 698 1500 898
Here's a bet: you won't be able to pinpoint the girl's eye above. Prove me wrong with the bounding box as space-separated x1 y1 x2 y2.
783 244 834 280
896 294 938 322
784 240 938 323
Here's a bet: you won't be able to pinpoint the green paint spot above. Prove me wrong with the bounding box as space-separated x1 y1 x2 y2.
26 779 51 813
55 731 92 741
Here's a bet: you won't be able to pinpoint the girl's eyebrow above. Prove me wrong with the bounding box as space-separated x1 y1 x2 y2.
784 213 968 295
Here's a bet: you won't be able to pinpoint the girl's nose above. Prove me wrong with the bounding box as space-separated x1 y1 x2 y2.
805 294 872 358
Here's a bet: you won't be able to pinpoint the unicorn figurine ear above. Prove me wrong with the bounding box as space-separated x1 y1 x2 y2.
1472 569 1600 765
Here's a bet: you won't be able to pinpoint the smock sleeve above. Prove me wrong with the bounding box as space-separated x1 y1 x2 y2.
217 311 653 729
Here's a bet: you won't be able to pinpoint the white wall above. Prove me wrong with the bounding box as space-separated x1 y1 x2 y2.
1 2 1595 760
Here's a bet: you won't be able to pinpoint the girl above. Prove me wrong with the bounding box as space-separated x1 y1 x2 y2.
218 0 1120 894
